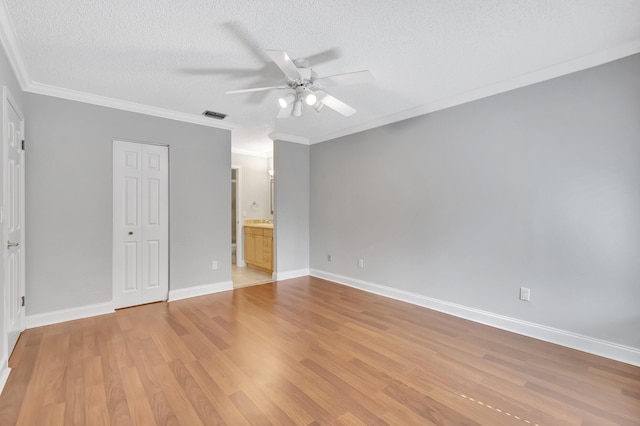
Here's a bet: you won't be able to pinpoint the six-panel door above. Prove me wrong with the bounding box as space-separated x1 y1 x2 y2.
113 141 168 309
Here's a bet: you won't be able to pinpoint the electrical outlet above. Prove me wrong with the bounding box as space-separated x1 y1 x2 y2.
327 254 332 262
520 287 530 301
211 261 218 270
358 258 364 269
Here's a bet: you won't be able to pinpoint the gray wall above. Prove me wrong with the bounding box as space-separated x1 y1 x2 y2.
0 44 25 364
310 54 640 349
274 140 309 274
25 93 231 315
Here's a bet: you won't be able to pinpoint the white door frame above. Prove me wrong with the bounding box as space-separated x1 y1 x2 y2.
1 86 25 380
232 165 244 267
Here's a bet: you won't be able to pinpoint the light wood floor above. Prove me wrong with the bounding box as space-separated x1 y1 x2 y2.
0 276 638 425
232 264 273 288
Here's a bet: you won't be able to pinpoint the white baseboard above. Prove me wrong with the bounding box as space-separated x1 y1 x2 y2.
274 268 310 281
23 282 233 328
168 281 233 302
0 356 10 395
26 301 115 329
310 269 640 367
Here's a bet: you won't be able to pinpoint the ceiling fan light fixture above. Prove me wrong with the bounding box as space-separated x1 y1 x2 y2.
292 99 303 117
314 102 324 112
305 92 317 106
278 93 296 108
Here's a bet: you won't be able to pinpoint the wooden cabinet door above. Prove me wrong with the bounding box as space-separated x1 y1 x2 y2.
263 236 273 270
245 232 256 264
255 235 265 268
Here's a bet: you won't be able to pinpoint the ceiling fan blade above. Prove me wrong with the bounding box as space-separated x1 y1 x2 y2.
265 50 301 81
276 104 293 118
317 92 357 117
305 48 342 66
315 70 373 88
225 85 287 94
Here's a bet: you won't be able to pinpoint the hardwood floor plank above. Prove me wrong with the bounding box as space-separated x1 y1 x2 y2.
183 360 252 425
0 276 638 425
525 381 639 426
229 390 273 425
382 380 480 425
299 358 387 421
125 338 181 426
85 383 111 426
168 359 227 425
36 402 65 426
119 367 156 426
154 362 205 426
0 333 39 425
238 380 299 425
255 381 315 425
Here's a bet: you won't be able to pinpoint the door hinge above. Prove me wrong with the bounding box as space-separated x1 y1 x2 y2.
21 140 25 151
21 296 25 307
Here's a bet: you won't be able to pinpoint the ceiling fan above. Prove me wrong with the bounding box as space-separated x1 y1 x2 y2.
225 50 373 118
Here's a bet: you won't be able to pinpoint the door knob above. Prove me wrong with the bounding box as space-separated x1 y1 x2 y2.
128 231 133 235
7 241 19 248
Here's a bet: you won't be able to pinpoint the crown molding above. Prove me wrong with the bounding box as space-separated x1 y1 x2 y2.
26 82 236 130
1 3 236 131
268 132 310 145
311 40 640 144
0 0 30 89
3 0 639 145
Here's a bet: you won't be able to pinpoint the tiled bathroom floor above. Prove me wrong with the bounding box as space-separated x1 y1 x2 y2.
232 264 274 288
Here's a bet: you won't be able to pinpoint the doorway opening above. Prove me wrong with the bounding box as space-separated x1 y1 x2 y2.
230 163 273 288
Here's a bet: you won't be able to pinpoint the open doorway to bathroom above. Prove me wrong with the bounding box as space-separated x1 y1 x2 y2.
231 162 274 288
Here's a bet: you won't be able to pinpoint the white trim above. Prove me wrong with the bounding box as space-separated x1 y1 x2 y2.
0 3 238 132
269 132 310 145
26 82 236 131
231 165 244 267
168 281 233 302
0 2 30 89
310 269 640 367
23 281 233 328
26 302 115 329
274 268 310 281
310 40 640 144
0 355 9 395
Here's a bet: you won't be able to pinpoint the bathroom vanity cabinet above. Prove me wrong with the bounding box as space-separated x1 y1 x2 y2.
244 224 273 273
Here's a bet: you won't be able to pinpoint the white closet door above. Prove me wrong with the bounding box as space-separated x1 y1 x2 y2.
140 144 168 304
4 89 25 358
113 141 168 309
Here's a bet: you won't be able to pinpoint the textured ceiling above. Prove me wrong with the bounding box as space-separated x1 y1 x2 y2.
3 0 640 155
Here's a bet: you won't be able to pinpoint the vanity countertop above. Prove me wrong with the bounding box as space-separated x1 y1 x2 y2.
244 220 273 229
